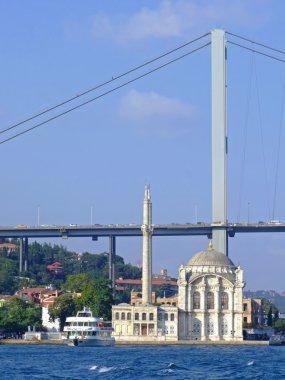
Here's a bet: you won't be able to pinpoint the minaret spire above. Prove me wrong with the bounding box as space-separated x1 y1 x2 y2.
141 184 153 304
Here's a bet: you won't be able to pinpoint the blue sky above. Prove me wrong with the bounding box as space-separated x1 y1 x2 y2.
1 0 285 290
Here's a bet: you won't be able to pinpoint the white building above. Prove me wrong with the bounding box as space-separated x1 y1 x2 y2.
178 242 244 341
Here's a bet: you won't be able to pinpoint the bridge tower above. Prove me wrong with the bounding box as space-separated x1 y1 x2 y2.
211 29 228 255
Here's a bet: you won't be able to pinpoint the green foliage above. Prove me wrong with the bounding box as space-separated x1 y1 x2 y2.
62 273 91 292
267 306 273 327
0 298 42 334
0 240 141 293
274 319 285 333
80 279 113 321
49 293 80 331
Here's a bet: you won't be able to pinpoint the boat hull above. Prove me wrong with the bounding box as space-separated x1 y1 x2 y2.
63 337 115 347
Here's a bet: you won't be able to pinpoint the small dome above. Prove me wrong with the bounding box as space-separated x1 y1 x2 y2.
187 247 235 267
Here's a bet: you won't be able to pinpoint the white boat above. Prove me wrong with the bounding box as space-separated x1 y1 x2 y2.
62 307 115 346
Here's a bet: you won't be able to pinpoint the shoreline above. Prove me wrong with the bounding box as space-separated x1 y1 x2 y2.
0 339 269 346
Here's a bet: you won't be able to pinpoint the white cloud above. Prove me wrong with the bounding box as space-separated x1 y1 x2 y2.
119 89 198 138
89 0 269 44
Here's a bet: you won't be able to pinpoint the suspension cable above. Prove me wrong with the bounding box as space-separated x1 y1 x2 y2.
0 32 210 137
226 31 285 56
0 42 211 145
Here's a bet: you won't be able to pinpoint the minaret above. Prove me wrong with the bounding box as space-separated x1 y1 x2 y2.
141 185 153 304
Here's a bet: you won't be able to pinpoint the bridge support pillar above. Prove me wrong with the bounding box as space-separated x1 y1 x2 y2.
109 236 116 289
19 238 23 273
24 237 28 272
211 29 228 255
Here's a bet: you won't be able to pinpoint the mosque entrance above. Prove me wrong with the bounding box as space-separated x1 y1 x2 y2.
141 324 147 336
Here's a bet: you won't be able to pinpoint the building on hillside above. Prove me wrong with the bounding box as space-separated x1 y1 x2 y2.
0 243 17 254
42 296 60 332
242 298 266 327
47 262 64 275
16 287 46 303
130 291 156 306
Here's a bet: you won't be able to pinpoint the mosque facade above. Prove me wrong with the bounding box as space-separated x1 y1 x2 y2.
112 187 245 342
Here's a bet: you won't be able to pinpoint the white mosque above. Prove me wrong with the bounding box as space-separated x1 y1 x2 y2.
112 187 245 342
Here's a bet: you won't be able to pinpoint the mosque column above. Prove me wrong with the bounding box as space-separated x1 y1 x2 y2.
214 284 221 340
187 284 192 338
228 288 234 339
200 281 206 341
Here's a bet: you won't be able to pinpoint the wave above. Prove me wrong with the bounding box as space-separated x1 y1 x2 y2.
89 365 115 373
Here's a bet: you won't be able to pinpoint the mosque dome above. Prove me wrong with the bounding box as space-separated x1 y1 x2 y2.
187 242 235 267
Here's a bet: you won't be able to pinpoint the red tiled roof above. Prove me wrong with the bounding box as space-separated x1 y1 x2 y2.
0 243 17 249
116 278 177 286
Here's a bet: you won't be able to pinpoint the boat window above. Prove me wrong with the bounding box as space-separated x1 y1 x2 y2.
121 312 125 320
127 312 131 320
135 313 139 320
92 331 97 336
115 312 119 320
78 322 83 326
71 322 77 326
84 322 88 326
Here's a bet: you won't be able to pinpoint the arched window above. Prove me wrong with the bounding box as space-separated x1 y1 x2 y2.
193 291 200 309
207 292 214 310
142 313 146 320
221 292 229 310
115 312 119 320
121 312 125 320
135 313 139 320
149 313 154 321
127 312 131 320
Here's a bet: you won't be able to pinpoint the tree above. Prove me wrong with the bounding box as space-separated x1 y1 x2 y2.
274 319 285 333
81 279 113 320
267 306 273 327
49 293 79 331
0 298 42 335
62 273 90 292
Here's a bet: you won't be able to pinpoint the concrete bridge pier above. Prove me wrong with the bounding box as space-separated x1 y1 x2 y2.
24 237 28 272
19 237 29 272
109 236 116 288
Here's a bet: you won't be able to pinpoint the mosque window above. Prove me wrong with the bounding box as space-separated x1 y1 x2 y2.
207 319 214 335
170 313 175 321
193 320 201 334
207 292 214 310
221 292 229 310
121 312 125 320
221 319 228 335
115 312 119 320
127 312 131 320
135 313 139 320
142 313 146 320
149 313 154 321
193 291 201 309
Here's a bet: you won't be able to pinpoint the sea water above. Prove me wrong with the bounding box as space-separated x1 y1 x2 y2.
1 344 285 379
